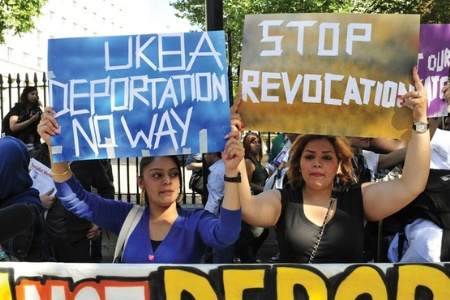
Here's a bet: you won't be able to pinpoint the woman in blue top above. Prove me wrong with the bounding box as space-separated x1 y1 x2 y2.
37 104 245 264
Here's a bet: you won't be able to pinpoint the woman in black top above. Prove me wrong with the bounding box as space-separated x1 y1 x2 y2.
234 66 432 263
7 86 43 153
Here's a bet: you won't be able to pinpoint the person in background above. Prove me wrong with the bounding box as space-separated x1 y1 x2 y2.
203 152 236 263
386 85 450 263
5 86 43 153
71 159 115 262
186 153 206 203
232 66 431 263
347 136 407 262
36 106 244 264
234 132 269 263
32 143 115 263
0 203 34 261
0 136 50 262
366 138 407 155
266 133 287 175
443 113 450 131
204 152 225 217
244 132 268 195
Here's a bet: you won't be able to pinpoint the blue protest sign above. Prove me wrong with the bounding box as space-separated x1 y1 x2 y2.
48 31 230 162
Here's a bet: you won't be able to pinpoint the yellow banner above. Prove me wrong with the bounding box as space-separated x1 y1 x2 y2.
1 262 449 299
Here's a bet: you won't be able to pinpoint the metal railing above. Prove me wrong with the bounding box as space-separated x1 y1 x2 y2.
0 73 204 205
1 72 277 205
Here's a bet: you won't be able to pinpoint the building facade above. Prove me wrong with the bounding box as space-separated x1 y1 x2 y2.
0 0 151 79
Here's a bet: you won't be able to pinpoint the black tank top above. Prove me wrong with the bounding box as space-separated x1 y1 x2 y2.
276 184 365 263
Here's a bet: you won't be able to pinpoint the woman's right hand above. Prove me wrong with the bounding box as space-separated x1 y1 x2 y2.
29 112 41 123
223 130 244 172
230 94 244 132
37 107 60 146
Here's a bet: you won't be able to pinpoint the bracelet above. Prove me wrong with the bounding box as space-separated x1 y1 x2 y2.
52 165 71 176
224 172 241 183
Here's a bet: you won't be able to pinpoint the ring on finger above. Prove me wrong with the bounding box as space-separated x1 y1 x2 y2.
416 91 420 98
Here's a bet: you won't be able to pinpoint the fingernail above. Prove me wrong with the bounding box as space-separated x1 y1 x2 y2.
241 122 246 128
397 95 403 98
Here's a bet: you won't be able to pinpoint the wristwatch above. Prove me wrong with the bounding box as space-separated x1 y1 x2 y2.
412 121 429 133
224 172 241 183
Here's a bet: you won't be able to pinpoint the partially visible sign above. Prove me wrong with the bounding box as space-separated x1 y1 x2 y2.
239 13 420 139
418 24 450 117
48 31 230 162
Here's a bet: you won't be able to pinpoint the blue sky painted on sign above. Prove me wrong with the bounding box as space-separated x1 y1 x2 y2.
48 31 230 161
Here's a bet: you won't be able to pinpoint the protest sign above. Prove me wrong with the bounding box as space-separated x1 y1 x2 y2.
1 262 450 299
239 13 420 139
48 31 230 162
418 24 450 117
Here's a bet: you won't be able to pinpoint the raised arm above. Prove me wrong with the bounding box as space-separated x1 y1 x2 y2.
362 66 431 221
37 108 73 182
220 128 244 212
228 98 283 228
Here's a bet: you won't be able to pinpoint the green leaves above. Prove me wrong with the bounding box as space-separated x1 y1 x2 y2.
0 0 48 44
172 0 449 97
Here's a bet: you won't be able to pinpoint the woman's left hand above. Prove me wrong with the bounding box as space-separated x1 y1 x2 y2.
398 66 428 122
37 107 60 145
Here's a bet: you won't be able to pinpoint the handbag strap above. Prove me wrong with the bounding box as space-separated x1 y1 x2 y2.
113 205 144 262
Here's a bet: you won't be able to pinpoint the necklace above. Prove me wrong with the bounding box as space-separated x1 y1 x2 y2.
308 196 337 264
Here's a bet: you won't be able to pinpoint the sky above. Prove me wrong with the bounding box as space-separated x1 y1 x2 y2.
133 0 195 34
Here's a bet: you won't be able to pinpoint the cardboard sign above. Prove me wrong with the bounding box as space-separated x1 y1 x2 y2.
239 13 420 139
48 31 230 162
418 24 450 117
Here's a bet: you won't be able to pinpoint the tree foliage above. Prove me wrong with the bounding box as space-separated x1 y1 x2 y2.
0 0 48 44
171 0 450 96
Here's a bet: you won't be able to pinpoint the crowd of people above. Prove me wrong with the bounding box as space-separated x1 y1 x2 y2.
1 66 450 265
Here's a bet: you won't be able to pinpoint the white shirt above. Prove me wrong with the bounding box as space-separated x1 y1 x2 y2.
204 159 225 216
430 128 450 170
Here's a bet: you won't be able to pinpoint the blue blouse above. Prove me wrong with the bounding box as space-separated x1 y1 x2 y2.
56 175 241 263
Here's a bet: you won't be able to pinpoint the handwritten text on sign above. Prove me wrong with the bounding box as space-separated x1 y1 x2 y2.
239 13 420 139
48 31 230 162
418 24 450 117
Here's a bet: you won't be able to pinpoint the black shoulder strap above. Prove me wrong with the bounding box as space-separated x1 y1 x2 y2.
440 229 450 261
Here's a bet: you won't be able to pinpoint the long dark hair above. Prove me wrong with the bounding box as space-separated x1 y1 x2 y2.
138 155 182 205
19 86 42 111
287 135 354 189
243 132 263 162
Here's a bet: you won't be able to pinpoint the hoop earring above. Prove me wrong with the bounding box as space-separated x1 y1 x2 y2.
139 189 146 206
332 174 341 193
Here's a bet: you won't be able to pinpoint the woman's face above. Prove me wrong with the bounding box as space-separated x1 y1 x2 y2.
27 90 38 103
248 136 261 156
299 139 340 190
138 157 181 207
